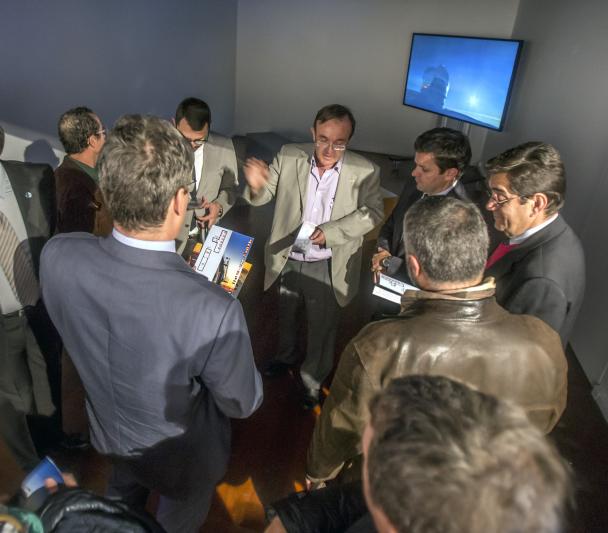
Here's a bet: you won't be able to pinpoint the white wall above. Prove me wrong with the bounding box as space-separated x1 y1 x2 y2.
0 0 238 146
481 0 608 396
235 0 520 159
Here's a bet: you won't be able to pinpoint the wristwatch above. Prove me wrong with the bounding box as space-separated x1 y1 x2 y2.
216 203 224 218
381 256 391 269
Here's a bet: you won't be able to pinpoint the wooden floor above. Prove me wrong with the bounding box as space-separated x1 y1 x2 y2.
1 156 608 532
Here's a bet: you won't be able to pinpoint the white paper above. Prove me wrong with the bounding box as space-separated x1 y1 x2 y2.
372 285 403 304
377 273 418 295
292 221 316 254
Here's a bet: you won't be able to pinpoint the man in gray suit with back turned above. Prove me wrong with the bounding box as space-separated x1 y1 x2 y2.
40 115 262 533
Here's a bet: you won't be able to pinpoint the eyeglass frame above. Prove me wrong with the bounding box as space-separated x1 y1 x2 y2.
314 139 347 152
179 131 209 148
485 188 530 208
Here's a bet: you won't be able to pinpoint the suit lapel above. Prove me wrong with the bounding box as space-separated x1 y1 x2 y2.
487 216 567 278
2 161 52 240
295 146 312 214
330 151 358 221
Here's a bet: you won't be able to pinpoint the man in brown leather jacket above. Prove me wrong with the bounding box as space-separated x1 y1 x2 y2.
306 196 568 485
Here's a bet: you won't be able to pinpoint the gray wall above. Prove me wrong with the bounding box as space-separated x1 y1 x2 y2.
482 0 608 396
0 0 237 142
234 0 520 160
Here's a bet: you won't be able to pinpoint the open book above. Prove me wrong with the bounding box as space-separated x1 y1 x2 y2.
372 273 418 304
191 225 254 298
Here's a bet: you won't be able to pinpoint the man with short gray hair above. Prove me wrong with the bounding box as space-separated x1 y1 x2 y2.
306 196 567 485
40 115 263 533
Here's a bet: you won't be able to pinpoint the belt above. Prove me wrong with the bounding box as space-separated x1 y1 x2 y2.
1 307 30 319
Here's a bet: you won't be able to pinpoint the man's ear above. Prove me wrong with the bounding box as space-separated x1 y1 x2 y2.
531 192 549 215
445 167 459 183
407 253 421 280
172 189 187 216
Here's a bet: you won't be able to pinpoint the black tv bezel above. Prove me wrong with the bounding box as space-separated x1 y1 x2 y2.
402 33 524 132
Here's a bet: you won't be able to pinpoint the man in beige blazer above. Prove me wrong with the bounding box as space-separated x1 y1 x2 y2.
243 104 383 408
175 97 238 257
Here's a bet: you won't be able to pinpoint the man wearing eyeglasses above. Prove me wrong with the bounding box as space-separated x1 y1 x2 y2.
243 104 383 409
174 97 238 258
55 106 112 236
485 142 585 346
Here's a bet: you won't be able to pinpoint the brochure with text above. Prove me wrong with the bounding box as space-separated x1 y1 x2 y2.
192 225 254 298
372 273 418 304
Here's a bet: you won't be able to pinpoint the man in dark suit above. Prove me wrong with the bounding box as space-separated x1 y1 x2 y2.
371 128 493 316
372 128 492 282
0 125 57 471
485 142 585 346
40 115 263 533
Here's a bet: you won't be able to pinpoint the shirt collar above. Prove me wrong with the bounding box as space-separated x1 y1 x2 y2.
509 213 559 245
311 154 343 174
434 179 459 196
112 228 176 252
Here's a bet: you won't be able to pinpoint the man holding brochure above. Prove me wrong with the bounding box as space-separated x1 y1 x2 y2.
40 115 262 533
243 104 383 409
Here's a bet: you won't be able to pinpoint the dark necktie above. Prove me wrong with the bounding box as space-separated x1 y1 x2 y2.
486 241 518 269
0 211 39 307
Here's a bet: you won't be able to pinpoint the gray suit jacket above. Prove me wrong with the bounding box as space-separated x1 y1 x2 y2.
177 132 238 253
40 233 262 497
243 144 383 307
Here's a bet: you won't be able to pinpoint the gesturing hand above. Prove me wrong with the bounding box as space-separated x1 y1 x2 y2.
244 157 271 194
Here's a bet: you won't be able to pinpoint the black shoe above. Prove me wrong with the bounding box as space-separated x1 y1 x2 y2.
262 360 293 377
301 390 320 410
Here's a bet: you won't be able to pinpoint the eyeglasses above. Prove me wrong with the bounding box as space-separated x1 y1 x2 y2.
485 189 529 207
314 140 347 152
179 132 208 147
96 129 106 137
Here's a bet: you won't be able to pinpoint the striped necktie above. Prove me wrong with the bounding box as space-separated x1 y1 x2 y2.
0 211 39 307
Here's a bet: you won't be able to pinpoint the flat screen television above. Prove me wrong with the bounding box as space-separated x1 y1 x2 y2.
403 33 523 131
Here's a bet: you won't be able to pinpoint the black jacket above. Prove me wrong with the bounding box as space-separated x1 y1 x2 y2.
268 482 373 533
377 167 497 282
38 488 166 532
486 215 585 346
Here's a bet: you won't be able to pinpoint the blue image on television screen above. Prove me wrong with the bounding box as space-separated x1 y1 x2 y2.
403 34 522 131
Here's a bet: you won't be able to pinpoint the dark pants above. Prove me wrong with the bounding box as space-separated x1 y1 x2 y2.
0 310 51 470
277 259 340 393
107 459 215 533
